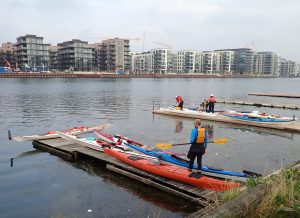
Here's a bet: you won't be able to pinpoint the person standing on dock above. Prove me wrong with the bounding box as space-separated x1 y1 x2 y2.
187 119 208 174
207 94 216 113
175 96 184 110
200 99 209 112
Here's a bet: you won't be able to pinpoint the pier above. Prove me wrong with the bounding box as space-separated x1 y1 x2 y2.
152 109 300 133
32 137 223 209
217 98 300 110
248 93 300 98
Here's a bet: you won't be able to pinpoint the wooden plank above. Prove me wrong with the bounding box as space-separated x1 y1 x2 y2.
217 98 300 110
33 139 217 202
106 164 210 207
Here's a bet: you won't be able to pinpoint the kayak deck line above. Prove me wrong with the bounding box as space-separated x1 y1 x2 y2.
153 108 300 133
216 98 300 110
32 137 226 207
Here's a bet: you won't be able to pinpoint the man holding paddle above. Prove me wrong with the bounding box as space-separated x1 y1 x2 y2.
187 119 208 174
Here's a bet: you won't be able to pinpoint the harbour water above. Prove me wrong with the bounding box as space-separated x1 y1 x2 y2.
1 77 300 217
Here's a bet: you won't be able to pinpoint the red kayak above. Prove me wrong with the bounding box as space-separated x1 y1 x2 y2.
103 147 240 192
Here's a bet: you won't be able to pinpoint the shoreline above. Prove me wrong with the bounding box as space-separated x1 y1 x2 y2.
0 72 295 79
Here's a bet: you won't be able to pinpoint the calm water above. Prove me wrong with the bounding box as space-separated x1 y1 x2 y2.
1 78 300 217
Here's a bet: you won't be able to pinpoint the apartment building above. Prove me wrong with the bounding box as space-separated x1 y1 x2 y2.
172 51 198 74
57 39 94 72
49 46 60 71
98 38 130 72
279 59 299 77
253 52 280 75
131 51 153 73
15 34 50 71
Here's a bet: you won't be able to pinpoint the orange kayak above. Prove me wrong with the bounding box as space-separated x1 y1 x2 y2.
104 147 240 192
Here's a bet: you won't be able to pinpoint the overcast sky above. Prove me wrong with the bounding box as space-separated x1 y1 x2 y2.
0 0 299 61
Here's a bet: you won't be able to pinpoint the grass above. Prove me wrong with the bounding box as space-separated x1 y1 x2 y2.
248 168 300 218
218 168 300 217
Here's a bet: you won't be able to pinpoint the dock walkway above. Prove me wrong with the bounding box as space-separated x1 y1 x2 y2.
153 109 300 133
248 93 300 98
32 138 219 208
217 98 300 110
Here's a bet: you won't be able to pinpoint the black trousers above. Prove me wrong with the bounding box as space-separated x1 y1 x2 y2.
208 104 214 113
188 150 203 171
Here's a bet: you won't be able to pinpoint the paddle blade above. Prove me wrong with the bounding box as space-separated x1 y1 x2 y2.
155 143 173 149
211 138 228 144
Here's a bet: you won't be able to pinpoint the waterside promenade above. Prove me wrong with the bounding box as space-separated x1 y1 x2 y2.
0 72 282 79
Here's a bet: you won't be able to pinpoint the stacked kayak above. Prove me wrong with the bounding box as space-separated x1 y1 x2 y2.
57 131 158 160
103 147 240 192
221 111 296 123
94 131 253 178
9 124 108 142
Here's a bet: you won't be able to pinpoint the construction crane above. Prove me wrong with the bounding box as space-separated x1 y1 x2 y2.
153 41 172 50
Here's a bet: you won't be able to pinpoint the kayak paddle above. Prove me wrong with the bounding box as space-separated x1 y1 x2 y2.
156 138 228 149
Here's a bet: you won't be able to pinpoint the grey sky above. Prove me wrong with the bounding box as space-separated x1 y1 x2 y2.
0 0 299 61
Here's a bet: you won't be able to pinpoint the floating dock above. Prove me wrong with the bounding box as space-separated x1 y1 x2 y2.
32 137 222 208
152 109 300 133
248 93 300 98
217 99 300 110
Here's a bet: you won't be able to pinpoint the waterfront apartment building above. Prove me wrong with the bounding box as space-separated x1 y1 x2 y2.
132 48 172 74
98 38 130 72
57 39 94 72
152 48 171 74
131 51 153 73
253 52 280 75
49 46 60 71
279 59 299 77
0 42 16 68
172 51 198 74
232 48 254 74
15 35 50 71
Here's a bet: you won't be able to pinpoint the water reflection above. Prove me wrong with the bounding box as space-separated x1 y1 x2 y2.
175 121 183 133
219 123 294 140
10 150 43 167
202 124 214 139
68 158 197 215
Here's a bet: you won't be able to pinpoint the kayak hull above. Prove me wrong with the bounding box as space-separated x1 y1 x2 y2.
104 147 240 192
221 112 295 123
12 124 108 141
94 131 248 178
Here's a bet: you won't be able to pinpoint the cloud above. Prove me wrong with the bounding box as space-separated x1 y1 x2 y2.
0 0 299 61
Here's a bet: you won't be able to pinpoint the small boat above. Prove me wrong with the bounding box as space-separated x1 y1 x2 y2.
9 124 109 142
57 132 158 160
94 131 258 178
221 111 296 123
103 147 240 192
160 107 219 117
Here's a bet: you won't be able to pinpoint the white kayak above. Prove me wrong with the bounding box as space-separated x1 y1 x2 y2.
10 124 110 142
57 131 158 160
158 107 219 117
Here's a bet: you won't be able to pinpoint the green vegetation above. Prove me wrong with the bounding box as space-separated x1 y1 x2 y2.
249 168 300 218
219 168 299 217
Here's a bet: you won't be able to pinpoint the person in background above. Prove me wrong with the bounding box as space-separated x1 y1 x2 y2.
187 119 208 174
175 96 184 110
200 99 208 112
207 94 216 113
